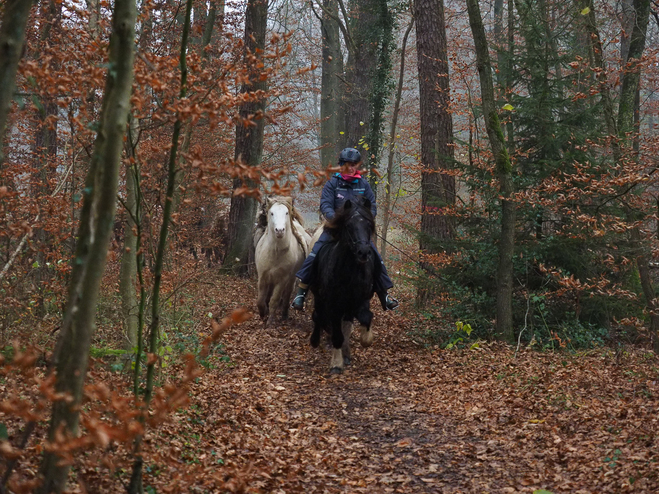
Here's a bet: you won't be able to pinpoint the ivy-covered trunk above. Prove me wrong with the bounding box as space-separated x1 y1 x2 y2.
320 0 343 168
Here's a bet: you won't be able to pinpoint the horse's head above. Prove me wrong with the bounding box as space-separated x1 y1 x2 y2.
266 198 291 239
338 198 375 264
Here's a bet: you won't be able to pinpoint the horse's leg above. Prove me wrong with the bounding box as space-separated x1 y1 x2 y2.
279 278 294 321
341 319 353 366
356 305 374 348
329 317 345 374
310 308 322 348
256 277 270 321
267 282 284 328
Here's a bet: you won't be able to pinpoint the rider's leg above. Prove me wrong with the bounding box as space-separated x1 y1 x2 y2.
292 230 332 310
371 242 399 311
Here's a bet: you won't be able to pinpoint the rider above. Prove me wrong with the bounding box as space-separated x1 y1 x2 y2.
291 147 399 312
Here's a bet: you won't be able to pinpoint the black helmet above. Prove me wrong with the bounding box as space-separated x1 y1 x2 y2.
338 147 362 164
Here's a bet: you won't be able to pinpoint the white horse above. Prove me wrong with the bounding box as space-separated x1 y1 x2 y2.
254 196 310 327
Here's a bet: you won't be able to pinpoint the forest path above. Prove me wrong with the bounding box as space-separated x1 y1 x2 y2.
187 276 658 493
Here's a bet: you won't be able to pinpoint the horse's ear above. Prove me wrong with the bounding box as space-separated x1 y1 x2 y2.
344 199 352 210
362 198 371 210
266 196 273 208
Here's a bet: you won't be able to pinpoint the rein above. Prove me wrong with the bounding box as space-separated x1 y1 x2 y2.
341 209 373 250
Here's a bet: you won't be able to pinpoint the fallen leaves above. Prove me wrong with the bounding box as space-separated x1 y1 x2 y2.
2 274 658 493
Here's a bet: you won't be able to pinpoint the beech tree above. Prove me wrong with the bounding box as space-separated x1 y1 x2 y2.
465 0 515 342
224 0 269 274
37 0 137 491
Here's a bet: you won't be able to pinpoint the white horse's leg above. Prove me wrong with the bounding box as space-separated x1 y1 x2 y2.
267 283 284 327
279 276 295 321
256 277 270 321
341 320 353 365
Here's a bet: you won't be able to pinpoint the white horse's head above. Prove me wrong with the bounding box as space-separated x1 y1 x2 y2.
268 201 290 239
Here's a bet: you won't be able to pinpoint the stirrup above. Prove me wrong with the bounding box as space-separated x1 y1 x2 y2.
291 294 305 311
385 294 399 311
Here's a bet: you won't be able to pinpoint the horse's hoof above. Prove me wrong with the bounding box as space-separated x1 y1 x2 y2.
343 356 351 366
310 333 321 348
360 328 374 347
330 366 343 374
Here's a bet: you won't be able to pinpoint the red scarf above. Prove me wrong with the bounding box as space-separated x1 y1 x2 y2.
340 170 362 181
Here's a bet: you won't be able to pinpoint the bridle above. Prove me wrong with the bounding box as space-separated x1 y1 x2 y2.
343 210 372 252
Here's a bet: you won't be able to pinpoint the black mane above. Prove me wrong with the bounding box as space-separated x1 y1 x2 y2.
324 196 375 241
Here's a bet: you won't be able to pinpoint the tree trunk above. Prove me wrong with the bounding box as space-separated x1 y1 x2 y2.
37 0 136 491
320 0 343 168
466 0 516 342
223 0 268 274
414 0 455 303
506 0 514 151
363 0 393 186
0 0 34 167
85 0 100 36
31 0 63 317
342 0 378 151
119 116 139 357
617 0 650 137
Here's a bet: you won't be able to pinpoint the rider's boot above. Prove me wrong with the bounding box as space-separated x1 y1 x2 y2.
291 284 309 311
377 291 399 311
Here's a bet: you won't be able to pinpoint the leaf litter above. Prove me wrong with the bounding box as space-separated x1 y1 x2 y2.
2 274 658 493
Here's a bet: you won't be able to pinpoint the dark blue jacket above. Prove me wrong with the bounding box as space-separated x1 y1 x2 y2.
320 174 377 220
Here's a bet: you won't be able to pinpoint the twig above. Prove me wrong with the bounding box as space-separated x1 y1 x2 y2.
515 292 531 358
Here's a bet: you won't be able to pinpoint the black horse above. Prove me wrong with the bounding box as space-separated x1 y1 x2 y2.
309 197 381 373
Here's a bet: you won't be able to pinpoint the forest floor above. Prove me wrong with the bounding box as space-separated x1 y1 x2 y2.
4 273 659 493
139 275 659 494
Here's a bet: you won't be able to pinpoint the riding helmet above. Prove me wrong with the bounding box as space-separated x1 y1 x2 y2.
338 147 362 164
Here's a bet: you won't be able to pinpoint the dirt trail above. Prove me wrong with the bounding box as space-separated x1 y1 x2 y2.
187 278 658 493
199 308 464 493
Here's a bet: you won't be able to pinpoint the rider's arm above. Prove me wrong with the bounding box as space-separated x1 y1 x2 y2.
320 178 337 220
363 179 378 218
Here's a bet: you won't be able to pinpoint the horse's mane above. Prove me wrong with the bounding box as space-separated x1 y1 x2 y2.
324 197 375 240
253 196 307 253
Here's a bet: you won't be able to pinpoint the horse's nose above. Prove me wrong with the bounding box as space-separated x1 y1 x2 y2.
275 227 285 237
357 245 371 263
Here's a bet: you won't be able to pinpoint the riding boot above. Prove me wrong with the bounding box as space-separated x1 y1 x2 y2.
291 284 308 311
377 291 399 311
